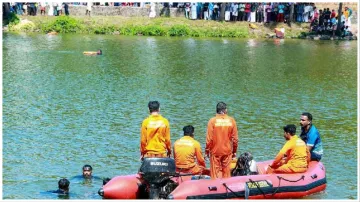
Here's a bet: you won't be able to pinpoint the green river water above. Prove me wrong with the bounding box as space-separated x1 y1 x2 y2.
2 33 358 199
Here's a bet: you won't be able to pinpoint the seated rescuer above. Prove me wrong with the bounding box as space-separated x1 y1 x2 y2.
267 124 310 174
173 125 206 175
299 112 323 161
140 101 171 159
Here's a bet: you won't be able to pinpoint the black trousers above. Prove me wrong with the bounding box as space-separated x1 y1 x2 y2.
256 11 264 22
238 11 245 21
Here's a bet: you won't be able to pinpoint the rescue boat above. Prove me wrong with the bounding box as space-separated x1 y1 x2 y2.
99 158 326 199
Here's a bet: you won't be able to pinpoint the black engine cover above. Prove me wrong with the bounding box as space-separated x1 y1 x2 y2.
139 158 175 185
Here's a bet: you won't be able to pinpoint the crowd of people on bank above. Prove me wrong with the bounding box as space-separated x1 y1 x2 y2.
309 6 354 37
8 2 70 16
141 101 323 179
181 2 303 23
7 2 354 31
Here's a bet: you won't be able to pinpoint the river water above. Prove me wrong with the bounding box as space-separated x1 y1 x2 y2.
2 33 358 199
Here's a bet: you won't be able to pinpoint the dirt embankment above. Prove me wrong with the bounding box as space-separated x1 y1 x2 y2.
315 2 357 12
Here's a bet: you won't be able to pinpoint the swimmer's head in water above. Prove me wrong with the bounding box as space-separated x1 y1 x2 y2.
58 178 70 191
97 49 102 55
82 164 93 177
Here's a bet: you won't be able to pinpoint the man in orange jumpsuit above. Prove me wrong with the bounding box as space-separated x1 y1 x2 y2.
140 101 171 159
205 102 238 179
173 125 207 175
267 124 310 174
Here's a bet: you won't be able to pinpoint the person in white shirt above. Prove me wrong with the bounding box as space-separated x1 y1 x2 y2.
303 3 308 22
149 2 156 18
191 3 197 20
23 3 28 15
232 3 238 21
57 2 62 15
86 1 92 16
213 3 219 20
47 2 53 16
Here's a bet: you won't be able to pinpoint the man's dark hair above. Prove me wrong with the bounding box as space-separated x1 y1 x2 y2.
216 102 227 114
83 164 92 171
301 112 313 121
183 125 194 136
148 101 160 113
103 178 111 185
58 178 70 190
283 124 296 135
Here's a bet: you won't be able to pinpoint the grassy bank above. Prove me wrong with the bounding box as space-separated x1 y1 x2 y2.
6 15 311 38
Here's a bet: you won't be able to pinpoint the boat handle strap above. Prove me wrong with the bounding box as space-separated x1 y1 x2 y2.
277 175 305 182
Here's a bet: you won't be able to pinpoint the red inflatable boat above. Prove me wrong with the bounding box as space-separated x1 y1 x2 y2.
99 158 326 199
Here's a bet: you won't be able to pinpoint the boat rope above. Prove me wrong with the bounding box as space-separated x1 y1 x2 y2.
222 183 242 198
248 175 305 199
248 179 267 198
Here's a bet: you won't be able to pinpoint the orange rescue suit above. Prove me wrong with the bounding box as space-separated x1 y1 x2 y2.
173 136 206 174
268 135 310 174
140 114 171 157
206 114 238 179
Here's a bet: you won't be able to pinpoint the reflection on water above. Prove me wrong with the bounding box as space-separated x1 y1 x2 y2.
2 33 358 199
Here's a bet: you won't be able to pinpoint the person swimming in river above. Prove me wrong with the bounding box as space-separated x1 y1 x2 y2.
70 164 103 182
83 49 102 56
48 178 70 195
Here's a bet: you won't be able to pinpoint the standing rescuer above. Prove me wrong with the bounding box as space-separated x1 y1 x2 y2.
173 125 206 175
140 101 171 159
206 102 239 179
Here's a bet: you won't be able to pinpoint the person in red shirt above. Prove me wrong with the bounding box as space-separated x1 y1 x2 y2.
206 102 238 179
330 9 336 19
244 3 251 21
140 101 171 159
173 125 207 175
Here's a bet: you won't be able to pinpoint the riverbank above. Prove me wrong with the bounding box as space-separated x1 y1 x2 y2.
3 15 358 40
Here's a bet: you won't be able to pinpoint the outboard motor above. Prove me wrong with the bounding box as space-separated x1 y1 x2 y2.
138 158 178 199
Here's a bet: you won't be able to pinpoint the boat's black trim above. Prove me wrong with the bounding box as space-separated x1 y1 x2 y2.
186 177 327 199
